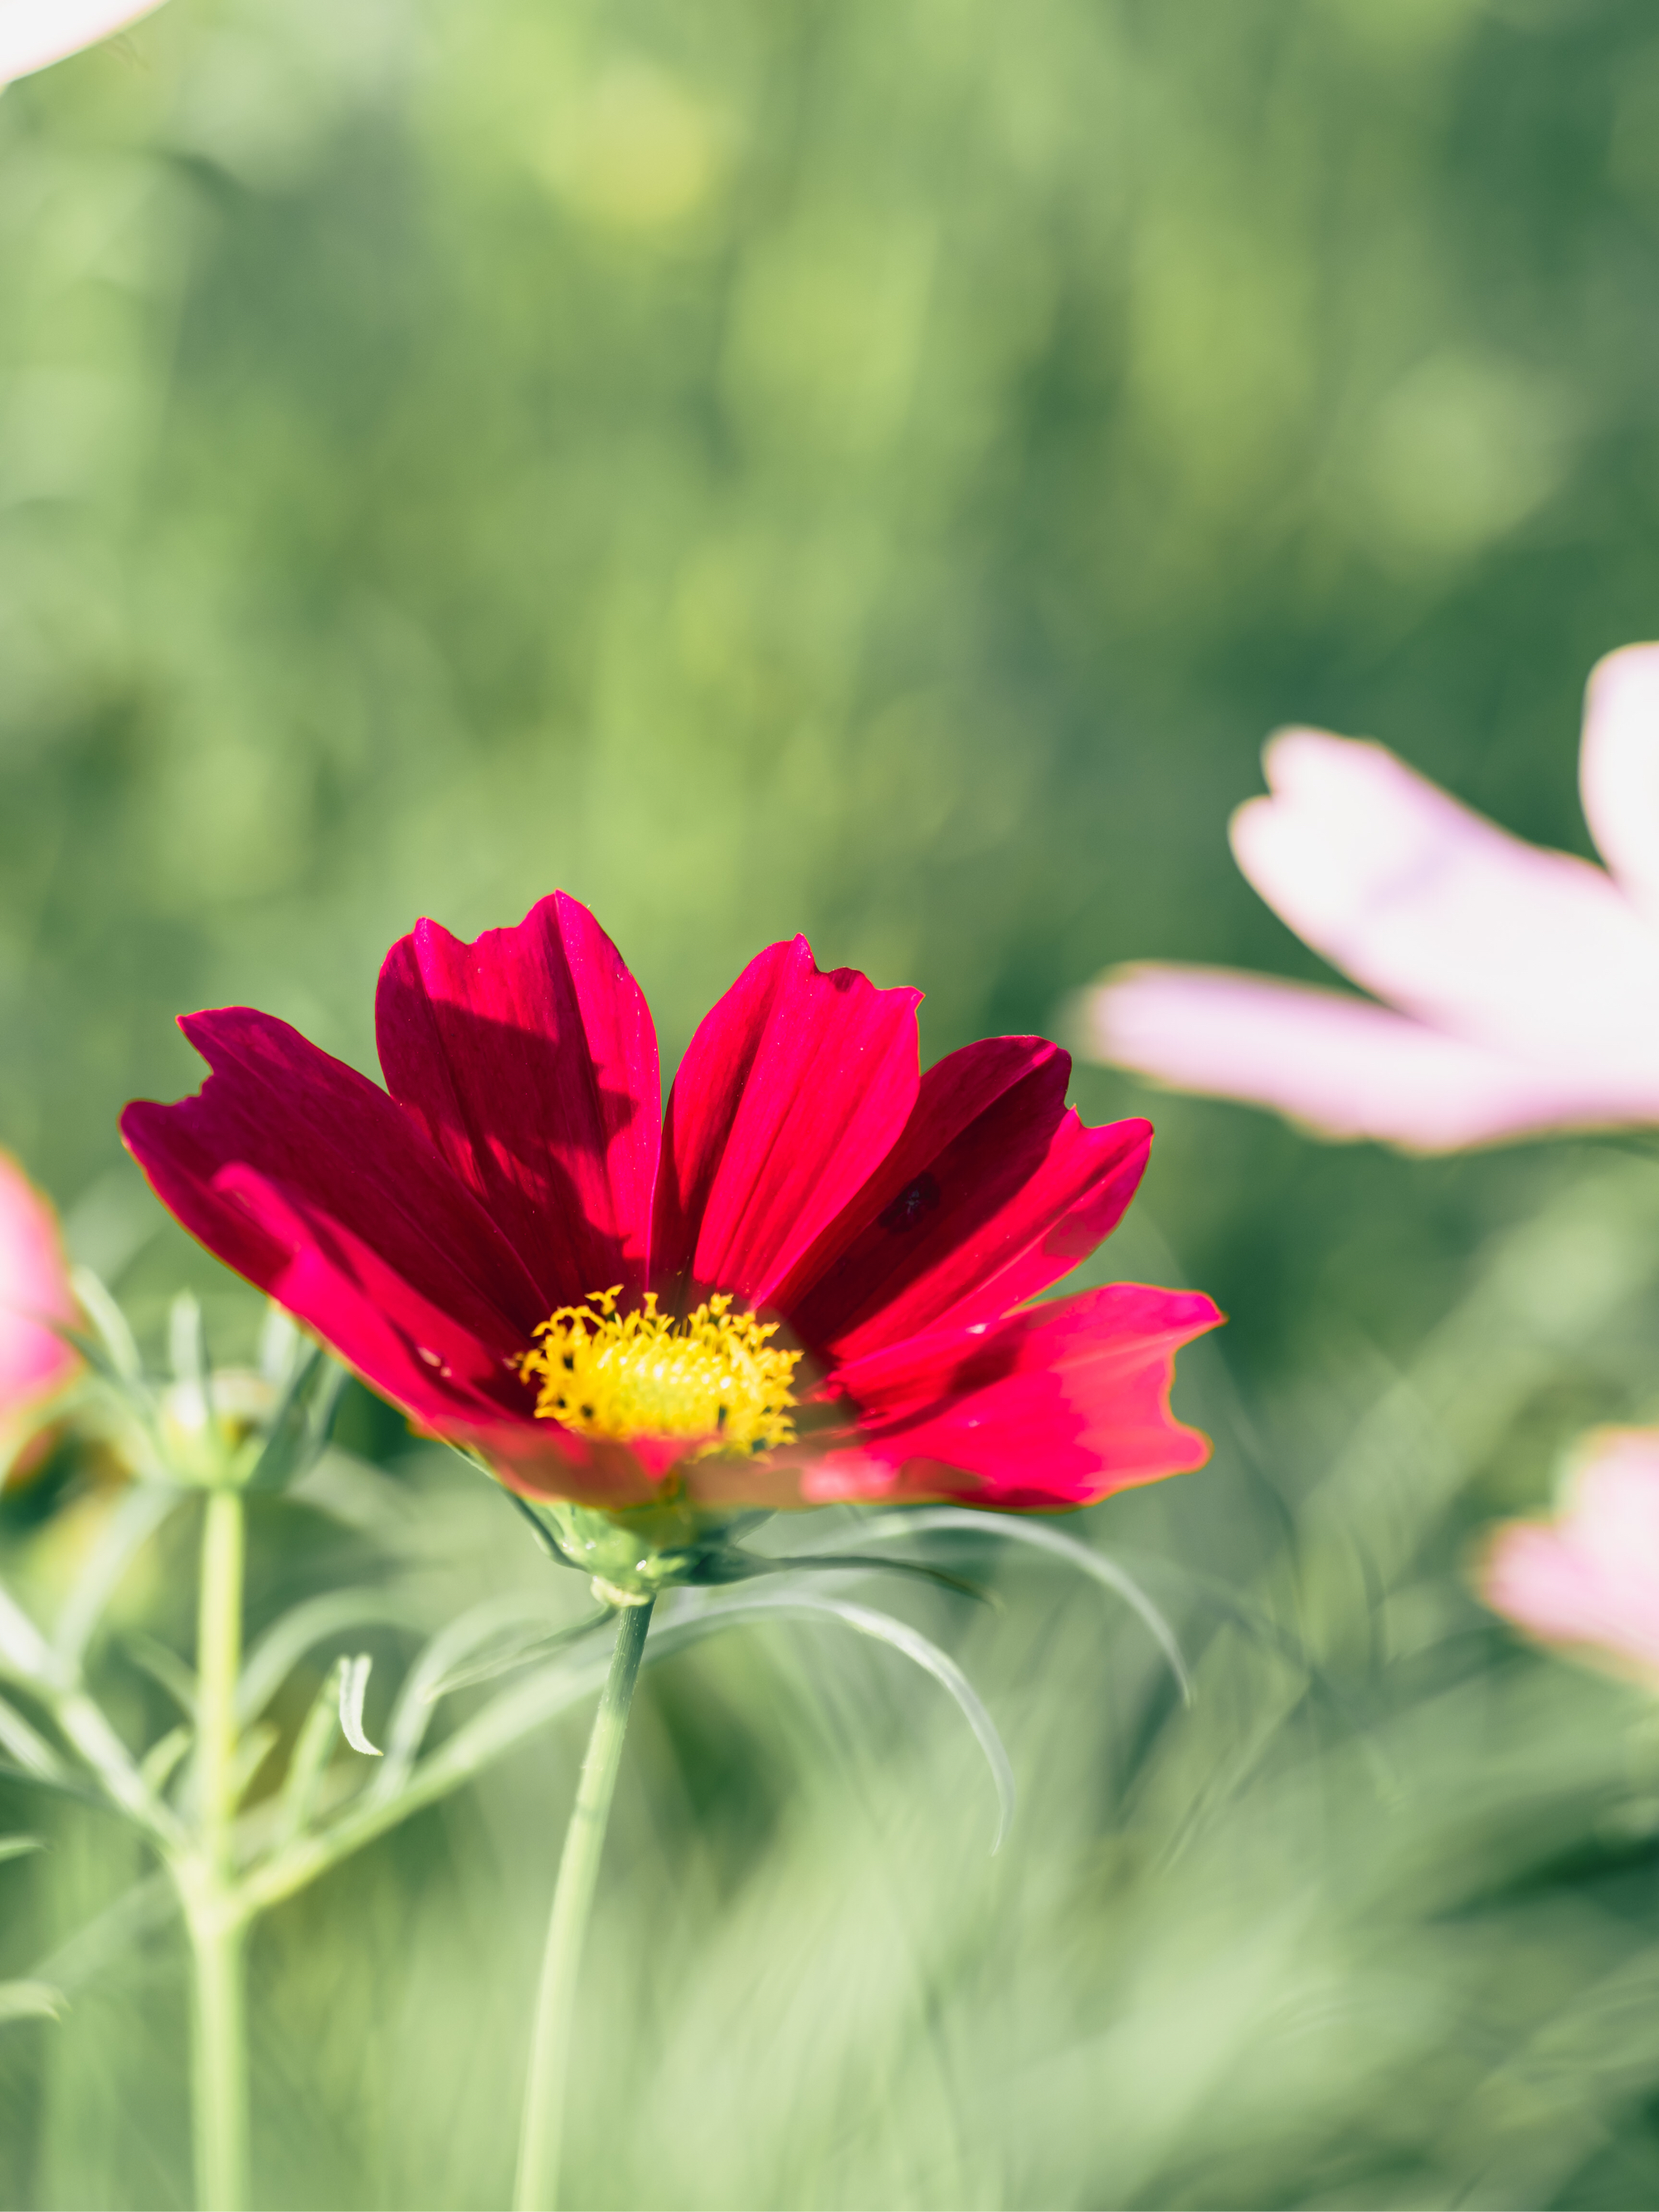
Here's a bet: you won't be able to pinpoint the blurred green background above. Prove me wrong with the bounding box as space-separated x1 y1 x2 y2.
7 0 1659 2204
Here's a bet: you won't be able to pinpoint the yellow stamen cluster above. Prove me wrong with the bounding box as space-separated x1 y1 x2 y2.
519 1287 801 1459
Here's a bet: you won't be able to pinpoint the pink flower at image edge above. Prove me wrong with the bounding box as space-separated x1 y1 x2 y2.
1482 1428 1659 1685
1085 644 1659 1152
0 1148 80 1475
0 0 168 85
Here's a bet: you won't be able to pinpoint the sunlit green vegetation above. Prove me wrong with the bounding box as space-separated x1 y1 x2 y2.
7 2 1659 2204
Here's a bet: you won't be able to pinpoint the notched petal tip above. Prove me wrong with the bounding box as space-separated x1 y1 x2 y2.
376 887 660 1312
655 932 923 1306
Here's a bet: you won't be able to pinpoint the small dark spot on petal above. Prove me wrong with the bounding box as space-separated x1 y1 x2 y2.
879 1172 941 1232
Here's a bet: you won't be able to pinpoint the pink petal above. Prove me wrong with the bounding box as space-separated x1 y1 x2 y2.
1085 964 1659 1150
806 1283 1222 1510
781 1037 1151 1359
122 1009 552 1418
1481 1427 1659 1680
1579 644 1659 925
0 1149 79 1415
652 938 922 1309
1232 729 1659 1088
376 894 659 1311
0 0 166 81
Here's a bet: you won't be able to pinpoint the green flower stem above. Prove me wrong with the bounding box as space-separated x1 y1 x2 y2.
513 1597 654 2212
190 1908 249 2212
185 1485 251 2212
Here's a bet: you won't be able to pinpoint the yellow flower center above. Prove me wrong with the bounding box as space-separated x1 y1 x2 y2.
518 1287 801 1458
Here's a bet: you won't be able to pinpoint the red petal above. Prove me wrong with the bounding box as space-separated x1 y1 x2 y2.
121 1008 550 1424
652 937 921 1307
808 1284 1223 1510
377 893 659 1308
212 1166 536 1429
467 1422 705 1510
204 1184 683 1509
781 1038 1151 1359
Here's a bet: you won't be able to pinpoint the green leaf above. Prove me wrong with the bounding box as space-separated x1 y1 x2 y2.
270 1659 347 1850
167 1291 209 1395
0 1584 54 1686
412 1612 611 1704
52 1482 182 1673
0 1762 103 1811
1112 1553 1399 1790
843 1508 1194 1705
236 1587 431 1724
23 1874 177 2003
231 1721 280 1802
369 1597 608 1801
0 1981 64 2025
258 1301 303 1387
697 1546 993 1602
121 1632 198 1720
246 1343 349 1493
0 1693 67 1785
501 1482 570 1560
244 1646 620 1915
139 1724 192 1798
66 1266 142 1387
655 1589 1017 1853
0 1835 44 1864
245 1340 323 1490
338 1655 382 1757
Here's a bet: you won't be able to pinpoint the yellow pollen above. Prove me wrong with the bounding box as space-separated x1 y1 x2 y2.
518 1286 801 1458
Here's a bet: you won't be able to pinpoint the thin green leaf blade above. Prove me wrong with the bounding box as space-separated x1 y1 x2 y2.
370 1597 606 1801
847 1507 1195 1705
236 1587 431 1723
657 1589 1016 1852
52 1481 181 1672
245 1340 327 1491
0 1980 64 2025
66 1266 142 1386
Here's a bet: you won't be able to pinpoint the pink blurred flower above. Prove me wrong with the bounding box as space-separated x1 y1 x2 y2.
1482 1428 1659 1684
0 0 168 85
1085 644 1659 1151
0 1147 80 1475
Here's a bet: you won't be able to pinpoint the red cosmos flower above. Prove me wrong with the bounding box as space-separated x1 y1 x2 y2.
120 897 1219 1539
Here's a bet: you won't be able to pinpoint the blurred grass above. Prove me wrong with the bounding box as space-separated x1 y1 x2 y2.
7 0 1659 2204
17 1158 1659 2208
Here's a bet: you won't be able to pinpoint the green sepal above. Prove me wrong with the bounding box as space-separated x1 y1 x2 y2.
530 1497 775 1597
